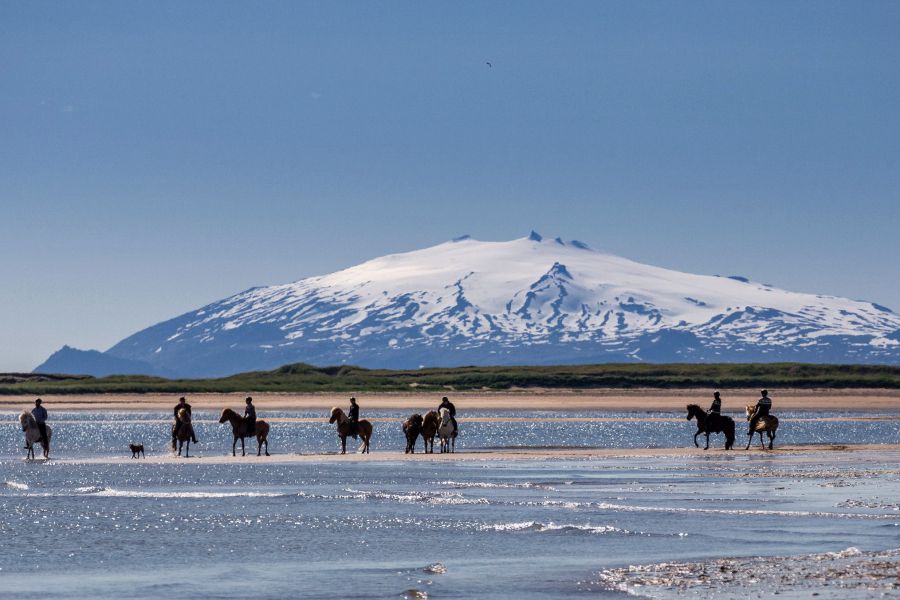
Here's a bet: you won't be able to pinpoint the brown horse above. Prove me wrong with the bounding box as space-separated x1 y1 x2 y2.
745 405 779 450
172 408 194 457
329 407 372 454
420 410 439 453
219 408 270 456
403 414 423 453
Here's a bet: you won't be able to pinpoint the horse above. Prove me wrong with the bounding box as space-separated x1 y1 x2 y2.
438 407 456 453
685 404 735 450
219 408 270 457
745 405 779 450
420 410 439 453
19 412 51 460
171 408 194 457
403 414 423 453
329 407 372 454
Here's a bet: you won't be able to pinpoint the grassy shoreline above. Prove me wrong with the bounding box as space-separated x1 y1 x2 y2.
1 362 898 395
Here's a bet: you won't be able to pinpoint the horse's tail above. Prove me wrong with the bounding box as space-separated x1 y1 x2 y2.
723 418 735 450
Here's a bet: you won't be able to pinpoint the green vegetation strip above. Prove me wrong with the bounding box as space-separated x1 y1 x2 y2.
1 363 898 394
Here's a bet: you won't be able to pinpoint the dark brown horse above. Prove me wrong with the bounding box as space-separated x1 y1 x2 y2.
745 405 779 450
686 404 735 450
219 408 270 456
329 407 372 454
403 414 423 453
171 408 194 457
420 410 439 453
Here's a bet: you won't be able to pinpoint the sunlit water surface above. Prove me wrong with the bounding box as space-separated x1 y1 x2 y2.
2 410 898 598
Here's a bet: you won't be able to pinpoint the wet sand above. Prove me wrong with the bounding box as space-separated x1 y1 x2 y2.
2 388 898 412
31 443 900 466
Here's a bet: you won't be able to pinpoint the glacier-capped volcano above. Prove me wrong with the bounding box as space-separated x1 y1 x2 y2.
36 232 900 377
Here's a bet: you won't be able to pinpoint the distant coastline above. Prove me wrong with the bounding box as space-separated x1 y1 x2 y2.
1 361 899 396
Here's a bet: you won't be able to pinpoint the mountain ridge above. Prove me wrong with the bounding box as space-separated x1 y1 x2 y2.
35 233 900 377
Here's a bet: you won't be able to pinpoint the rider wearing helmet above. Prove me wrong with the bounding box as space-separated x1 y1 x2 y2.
243 396 257 436
172 396 198 444
347 397 360 439
748 390 773 435
438 396 458 436
31 399 49 445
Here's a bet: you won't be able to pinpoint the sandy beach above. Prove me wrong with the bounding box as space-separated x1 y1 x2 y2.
2 388 898 412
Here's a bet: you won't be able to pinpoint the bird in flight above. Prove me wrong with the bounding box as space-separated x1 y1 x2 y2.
486 61 492 68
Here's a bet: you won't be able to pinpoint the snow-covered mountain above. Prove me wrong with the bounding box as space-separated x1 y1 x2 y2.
35 232 900 377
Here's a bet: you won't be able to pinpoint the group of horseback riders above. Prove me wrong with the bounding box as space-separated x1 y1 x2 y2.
22 391 773 455
707 389 774 436
344 395 458 438
170 395 258 446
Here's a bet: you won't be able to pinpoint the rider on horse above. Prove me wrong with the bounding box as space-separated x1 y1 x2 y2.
438 396 458 436
747 390 773 435
172 397 198 444
708 391 722 415
243 396 256 436
31 398 49 446
347 397 360 439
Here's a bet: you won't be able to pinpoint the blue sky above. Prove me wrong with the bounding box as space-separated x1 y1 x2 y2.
1 1 898 372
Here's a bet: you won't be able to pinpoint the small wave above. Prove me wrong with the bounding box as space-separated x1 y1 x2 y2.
436 480 556 490
422 563 447 574
85 488 286 499
478 520 630 535
821 546 863 559
595 501 898 520
4 481 28 491
346 489 489 506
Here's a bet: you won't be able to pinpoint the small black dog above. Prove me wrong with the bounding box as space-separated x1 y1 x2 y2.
129 443 145 458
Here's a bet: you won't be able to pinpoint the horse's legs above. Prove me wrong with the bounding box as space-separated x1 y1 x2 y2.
340 435 346 454
694 430 701 448
745 434 752 450
232 437 237 457
241 437 246 457
185 439 190 458
264 438 269 457
704 432 710 450
758 432 766 450
768 430 775 450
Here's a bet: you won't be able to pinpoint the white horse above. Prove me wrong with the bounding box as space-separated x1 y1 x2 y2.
438 407 456 453
19 411 51 460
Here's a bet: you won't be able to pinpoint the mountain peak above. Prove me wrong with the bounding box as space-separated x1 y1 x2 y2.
528 230 543 242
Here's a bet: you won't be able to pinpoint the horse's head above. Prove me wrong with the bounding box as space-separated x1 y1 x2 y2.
218 408 230 423
178 408 191 423
412 414 423 427
329 407 341 423
439 407 450 424
686 404 700 420
745 405 755 420
19 411 31 431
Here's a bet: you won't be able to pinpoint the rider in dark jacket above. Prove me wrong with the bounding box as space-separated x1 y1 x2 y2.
243 396 257 436
438 396 458 435
32 399 49 445
172 397 198 444
708 391 722 415
347 397 360 438
748 390 772 435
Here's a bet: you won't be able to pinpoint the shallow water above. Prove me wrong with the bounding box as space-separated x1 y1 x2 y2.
2 411 899 598
2 409 898 457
